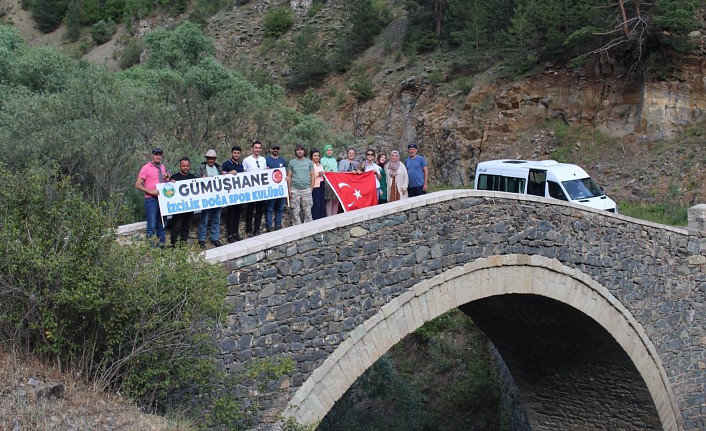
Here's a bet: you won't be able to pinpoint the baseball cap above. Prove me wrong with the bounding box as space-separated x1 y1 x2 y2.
271 144 281 150
407 143 418 149
151 147 163 154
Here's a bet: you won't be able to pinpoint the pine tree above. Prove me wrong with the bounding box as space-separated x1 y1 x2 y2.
65 0 81 42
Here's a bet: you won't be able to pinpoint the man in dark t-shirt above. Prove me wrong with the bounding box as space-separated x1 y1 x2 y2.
221 146 245 242
169 157 197 246
265 144 287 231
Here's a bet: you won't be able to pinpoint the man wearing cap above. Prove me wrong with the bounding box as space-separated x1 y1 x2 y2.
265 143 287 231
405 143 428 197
135 147 170 244
242 140 267 236
286 144 315 225
221 146 245 243
196 149 223 248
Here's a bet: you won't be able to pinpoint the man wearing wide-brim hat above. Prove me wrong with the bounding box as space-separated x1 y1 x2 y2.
196 149 223 248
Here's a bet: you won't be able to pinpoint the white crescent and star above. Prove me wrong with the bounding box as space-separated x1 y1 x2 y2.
337 182 363 208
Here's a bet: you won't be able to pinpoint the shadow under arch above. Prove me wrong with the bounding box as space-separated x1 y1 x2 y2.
282 254 681 430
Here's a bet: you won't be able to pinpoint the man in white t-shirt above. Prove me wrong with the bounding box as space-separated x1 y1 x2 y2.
242 140 267 236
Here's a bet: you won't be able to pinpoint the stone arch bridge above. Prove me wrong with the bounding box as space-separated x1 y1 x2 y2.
190 192 706 430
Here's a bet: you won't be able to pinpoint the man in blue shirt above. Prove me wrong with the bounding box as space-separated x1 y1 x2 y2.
221 146 244 243
265 144 287 231
405 143 428 197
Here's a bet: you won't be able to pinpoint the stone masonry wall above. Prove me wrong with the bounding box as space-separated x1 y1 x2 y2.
212 191 706 429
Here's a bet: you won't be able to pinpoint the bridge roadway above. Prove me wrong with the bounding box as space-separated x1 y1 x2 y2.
190 191 705 430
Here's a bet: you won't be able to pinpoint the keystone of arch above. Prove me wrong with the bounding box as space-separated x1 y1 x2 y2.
281 254 682 431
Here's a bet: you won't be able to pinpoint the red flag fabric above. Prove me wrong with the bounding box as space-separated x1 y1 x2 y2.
324 171 378 212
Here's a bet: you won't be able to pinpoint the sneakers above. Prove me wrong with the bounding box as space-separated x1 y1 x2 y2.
265 226 273 233
198 240 206 249
274 225 282 231
252 230 261 237
227 235 236 243
234 234 243 241
211 240 223 247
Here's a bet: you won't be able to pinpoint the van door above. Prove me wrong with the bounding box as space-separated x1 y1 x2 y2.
527 169 547 197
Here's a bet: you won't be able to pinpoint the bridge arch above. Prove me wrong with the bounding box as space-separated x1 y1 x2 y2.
283 254 681 430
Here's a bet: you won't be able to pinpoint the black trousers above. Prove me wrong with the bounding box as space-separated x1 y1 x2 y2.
226 204 243 237
245 201 265 233
170 212 193 245
408 186 426 197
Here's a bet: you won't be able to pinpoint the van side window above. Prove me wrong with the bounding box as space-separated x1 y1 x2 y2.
477 174 525 193
527 170 546 197
548 181 568 201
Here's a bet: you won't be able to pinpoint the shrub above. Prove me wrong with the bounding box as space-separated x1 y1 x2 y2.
91 19 117 45
263 7 294 39
118 36 145 69
299 89 322 114
0 165 228 412
348 74 374 101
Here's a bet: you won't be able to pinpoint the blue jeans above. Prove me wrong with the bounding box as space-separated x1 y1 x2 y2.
144 197 166 243
266 197 286 228
197 208 222 241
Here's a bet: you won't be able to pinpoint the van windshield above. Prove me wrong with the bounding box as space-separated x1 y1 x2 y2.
562 178 604 200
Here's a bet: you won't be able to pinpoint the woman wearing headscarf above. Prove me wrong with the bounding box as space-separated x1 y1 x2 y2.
377 152 388 204
310 149 326 220
321 144 340 216
385 150 409 202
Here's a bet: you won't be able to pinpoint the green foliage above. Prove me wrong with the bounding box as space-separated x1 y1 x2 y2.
0 165 227 398
306 0 325 18
288 26 330 89
322 310 503 430
64 0 81 42
188 0 232 26
299 89 322 114
143 21 215 70
318 354 425 431
331 0 392 72
118 36 145 69
263 7 294 39
348 73 374 101
31 0 68 33
619 202 688 226
91 19 117 45
9 46 78 93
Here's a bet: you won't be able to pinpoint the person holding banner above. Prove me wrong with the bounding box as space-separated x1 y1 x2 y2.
362 148 383 200
135 147 170 245
196 149 223 248
338 148 360 173
168 157 197 246
265 143 287 231
242 140 267 237
221 146 244 243
287 144 315 225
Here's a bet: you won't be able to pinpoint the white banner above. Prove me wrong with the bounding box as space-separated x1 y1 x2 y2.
156 168 288 216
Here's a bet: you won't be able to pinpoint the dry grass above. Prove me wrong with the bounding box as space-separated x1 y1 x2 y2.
0 349 192 431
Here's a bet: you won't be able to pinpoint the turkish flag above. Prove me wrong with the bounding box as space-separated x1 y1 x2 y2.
324 171 378 212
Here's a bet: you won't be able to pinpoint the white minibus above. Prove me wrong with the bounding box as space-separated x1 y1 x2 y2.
474 159 617 213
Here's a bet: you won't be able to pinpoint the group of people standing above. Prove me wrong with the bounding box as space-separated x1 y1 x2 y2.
135 142 428 247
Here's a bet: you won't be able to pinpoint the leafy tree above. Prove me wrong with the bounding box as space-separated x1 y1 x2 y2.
143 21 215 70
332 0 392 71
288 26 330 89
91 18 117 45
64 0 81 42
79 0 102 25
32 0 66 33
